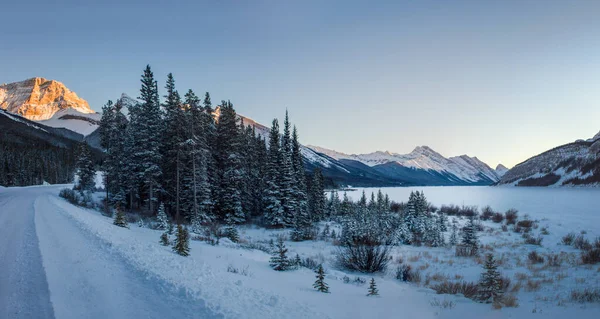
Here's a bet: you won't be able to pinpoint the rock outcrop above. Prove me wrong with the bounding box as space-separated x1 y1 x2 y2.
0 77 93 120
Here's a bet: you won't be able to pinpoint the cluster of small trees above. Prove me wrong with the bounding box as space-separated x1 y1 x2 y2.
98 65 326 241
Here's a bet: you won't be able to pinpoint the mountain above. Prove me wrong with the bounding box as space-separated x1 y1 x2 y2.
0 77 94 121
495 164 509 177
39 108 101 136
497 131 600 187
307 145 500 186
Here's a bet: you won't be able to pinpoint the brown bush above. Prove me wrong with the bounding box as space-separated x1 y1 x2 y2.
456 245 478 257
481 206 495 221
431 281 479 299
562 232 576 245
570 288 600 303
581 248 600 264
505 209 518 225
574 235 592 251
528 251 544 264
491 213 504 223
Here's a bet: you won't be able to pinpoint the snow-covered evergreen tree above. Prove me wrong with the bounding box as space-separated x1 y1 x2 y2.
75 142 96 193
156 203 169 230
313 264 329 293
310 169 326 221
269 236 290 271
449 222 458 246
130 65 163 214
340 192 353 216
172 224 190 256
291 125 310 228
477 254 503 303
263 119 284 227
461 215 479 253
160 232 170 246
113 206 128 228
214 101 245 225
279 111 297 227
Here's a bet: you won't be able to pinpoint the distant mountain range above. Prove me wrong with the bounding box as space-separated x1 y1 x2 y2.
496 131 600 187
10 78 572 186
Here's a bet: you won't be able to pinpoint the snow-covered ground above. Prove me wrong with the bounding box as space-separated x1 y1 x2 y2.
1 185 599 318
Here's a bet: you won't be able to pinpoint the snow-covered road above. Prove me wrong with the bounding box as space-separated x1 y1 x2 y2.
0 186 220 319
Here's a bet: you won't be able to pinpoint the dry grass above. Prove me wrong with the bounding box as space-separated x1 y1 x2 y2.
515 272 529 281
525 279 542 292
429 298 456 309
430 273 449 282
571 288 600 303
430 280 479 299
510 281 522 293
418 263 430 271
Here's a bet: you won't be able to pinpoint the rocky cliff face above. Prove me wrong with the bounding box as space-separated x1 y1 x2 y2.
0 77 93 120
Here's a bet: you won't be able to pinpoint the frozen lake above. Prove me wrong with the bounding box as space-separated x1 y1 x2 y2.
347 186 600 237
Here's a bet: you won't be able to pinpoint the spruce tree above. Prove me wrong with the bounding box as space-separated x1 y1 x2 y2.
279 111 297 226
269 236 290 271
156 203 169 230
264 119 284 227
172 224 190 256
367 278 379 296
313 264 329 293
214 101 245 225
477 254 503 303
160 232 170 246
310 169 326 220
449 222 458 246
291 125 310 228
75 142 96 193
131 65 163 213
461 215 479 254
113 206 128 228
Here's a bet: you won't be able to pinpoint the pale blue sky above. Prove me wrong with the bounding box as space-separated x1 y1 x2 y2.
2 0 599 168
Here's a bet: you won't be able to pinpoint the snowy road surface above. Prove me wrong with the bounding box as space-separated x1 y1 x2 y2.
0 186 220 319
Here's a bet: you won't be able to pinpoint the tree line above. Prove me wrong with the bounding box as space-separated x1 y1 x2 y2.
96 65 326 239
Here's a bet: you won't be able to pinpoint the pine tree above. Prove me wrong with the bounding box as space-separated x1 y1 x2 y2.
367 278 379 296
269 236 290 271
156 203 169 230
449 222 458 246
340 192 352 216
172 224 190 256
477 254 503 303
313 264 329 293
214 101 245 225
461 215 479 254
264 119 284 227
184 89 213 229
113 206 128 228
130 65 163 213
279 111 297 226
291 125 310 228
75 142 96 193
160 232 170 246
310 169 326 220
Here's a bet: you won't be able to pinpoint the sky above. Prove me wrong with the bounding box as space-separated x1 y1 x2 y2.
1 0 599 168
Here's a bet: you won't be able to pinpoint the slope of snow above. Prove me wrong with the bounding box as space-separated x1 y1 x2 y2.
308 145 499 183
39 109 101 136
495 164 509 177
0 108 49 132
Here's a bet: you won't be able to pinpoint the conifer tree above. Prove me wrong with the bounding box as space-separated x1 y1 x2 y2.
367 278 379 296
160 232 170 246
340 192 352 216
172 224 190 256
184 89 213 229
313 264 329 293
130 65 163 213
214 101 245 225
461 215 479 254
113 206 128 228
477 254 503 303
75 142 96 193
291 125 310 227
359 190 368 208
269 236 290 271
279 111 297 226
156 203 169 230
449 222 458 246
310 169 326 220
264 119 284 227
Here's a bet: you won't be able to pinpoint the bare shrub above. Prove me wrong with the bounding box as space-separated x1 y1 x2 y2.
429 298 456 309
498 294 519 308
396 265 421 284
227 265 251 276
516 220 534 233
300 257 320 270
528 251 544 264
431 281 479 299
545 253 562 267
562 232 576 245
581 248 600 264
540 227 549 235
456 245 478 257
570 288 600 303
481 206 495 221
523 234 543 246
501 224 508 232
574 235 592 251
336 243 390 273
504 209 518 225
525 280 542 292
491 213 504 223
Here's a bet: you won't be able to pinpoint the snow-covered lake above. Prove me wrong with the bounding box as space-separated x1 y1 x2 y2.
348 186 600 236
